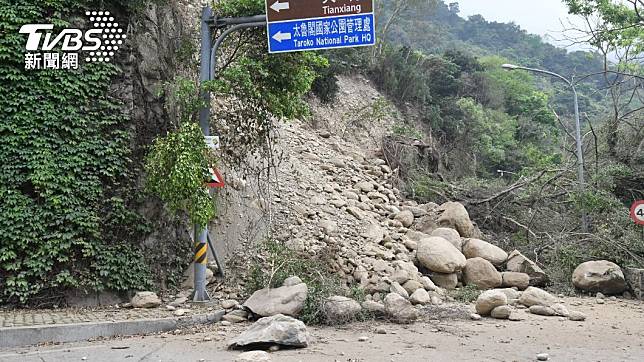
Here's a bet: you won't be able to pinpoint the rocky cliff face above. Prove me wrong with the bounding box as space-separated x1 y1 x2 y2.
110 1 206 289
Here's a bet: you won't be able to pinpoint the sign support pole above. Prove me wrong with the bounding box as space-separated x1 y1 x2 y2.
193 7 266 302
192 6 214 303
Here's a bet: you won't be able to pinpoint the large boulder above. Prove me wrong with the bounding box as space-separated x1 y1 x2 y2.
624 267 643 300
243 283 308 317
131 291 161 308
518 287 557 307
228 314 308 348
501 272 530 290
463 257 502 289
430 228 462 251
429 272 458 289
436 202 476 238
572 260 626 295
383 292 418 323
506 250 547 286
462 239 508 266
323 296 362 323
416 236 466 273
475 289 508 316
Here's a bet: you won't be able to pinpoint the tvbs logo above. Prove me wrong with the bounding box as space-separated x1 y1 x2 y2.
19 11 126 70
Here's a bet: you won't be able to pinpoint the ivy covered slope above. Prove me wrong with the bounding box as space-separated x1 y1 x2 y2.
0 1 151 305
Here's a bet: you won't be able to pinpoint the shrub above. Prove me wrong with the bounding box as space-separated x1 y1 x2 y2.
245 239 367 325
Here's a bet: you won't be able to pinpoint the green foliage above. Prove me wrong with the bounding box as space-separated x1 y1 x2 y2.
144 122 217 227
564 0 643 54
450 284 481 303
245 239 356 325
311 65 340 104
0 1 152 304
392 123 423 139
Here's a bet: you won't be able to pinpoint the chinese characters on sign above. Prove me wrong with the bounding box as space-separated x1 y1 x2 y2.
266 0 376 53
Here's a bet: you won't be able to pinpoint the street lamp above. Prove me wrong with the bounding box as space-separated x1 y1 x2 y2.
502 63 588 232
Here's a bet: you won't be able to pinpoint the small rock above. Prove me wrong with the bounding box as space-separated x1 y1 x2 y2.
475 290 508 316
390 282 409 298
568 311 587 321
394 210 414 228
529 305 556 316
323 296 362 323
490 305 512 319
409 289 431 305
551 303 569 317
375 327 387 334
358 336 369 342
131 291 162 309
518 287 557 307
234 350 271 362
383 293 418 323
221 299 239 309
470 313 482 321
537 353 549 361
282 276 303 287
173 309 187 317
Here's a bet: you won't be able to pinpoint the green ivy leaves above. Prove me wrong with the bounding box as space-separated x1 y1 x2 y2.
0 1 151 305
144 122 217 228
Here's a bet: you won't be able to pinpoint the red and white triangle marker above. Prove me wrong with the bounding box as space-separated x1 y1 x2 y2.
206 167 225 188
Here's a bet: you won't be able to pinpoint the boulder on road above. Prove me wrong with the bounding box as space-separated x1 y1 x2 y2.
572 260 626 295
436 202 476 238
529 305 556 316
462 239 508 266
490 305 512 319
323 296 362 324
131 291 161 308
518 287 557 307
431 228 463 251
228 314 308 349
506 250 547 286
384 292 418 323
416 237 466 274
244 283 308 317
475 289 508 316
463 257 502 289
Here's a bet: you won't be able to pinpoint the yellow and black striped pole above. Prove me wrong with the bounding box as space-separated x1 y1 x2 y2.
192 225 211 302
194 240 208 265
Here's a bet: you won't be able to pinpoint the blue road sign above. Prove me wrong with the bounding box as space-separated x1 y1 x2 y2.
267 13 375 54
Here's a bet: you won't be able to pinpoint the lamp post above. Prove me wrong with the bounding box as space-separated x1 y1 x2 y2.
502 64 588 232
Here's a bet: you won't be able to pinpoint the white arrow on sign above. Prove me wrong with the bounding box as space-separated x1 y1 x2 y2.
272 31 292 43
270 0 290 12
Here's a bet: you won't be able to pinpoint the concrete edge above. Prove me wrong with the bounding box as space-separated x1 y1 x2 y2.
0 310 225 348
